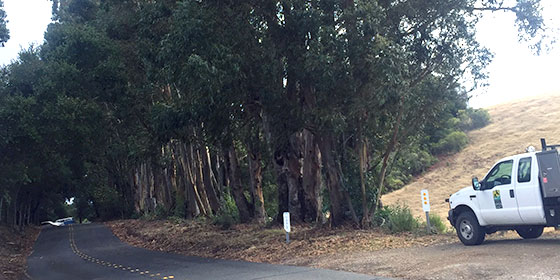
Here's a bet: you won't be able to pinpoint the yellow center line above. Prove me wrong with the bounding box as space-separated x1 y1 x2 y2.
68 225 178 280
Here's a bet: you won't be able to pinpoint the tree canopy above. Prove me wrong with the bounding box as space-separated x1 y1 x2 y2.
0 0 9 45
0 0 546 228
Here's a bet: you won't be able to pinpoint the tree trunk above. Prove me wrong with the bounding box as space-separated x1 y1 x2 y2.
248 144 266 223
201 146 220 214
184 144 204 217
373 96 405 215
286 134 303 223
192 145 211 215
273 147 289 224
302 129 322 223
0 196 3 224
317 133 345 226
358 133 369 227
227 143 252 223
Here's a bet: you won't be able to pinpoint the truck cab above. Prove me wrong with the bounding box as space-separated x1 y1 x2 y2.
448 139 560 245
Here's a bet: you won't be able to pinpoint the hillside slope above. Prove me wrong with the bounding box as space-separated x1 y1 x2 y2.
382 92 560 221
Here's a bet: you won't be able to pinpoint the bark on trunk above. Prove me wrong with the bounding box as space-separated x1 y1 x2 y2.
302 129 322 222
227 143 252 223
201 146 220 214
273 147 289 224
374 96 405 215
358 133 369 226
317 134 345 226
286 135 303 223
0 196 3 224
192 145 211 216
248 145 266 223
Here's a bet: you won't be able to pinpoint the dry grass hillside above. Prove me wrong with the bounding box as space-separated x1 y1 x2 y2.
382 92 560 221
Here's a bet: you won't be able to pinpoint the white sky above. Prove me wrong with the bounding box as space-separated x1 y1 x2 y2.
0 0 559 108
0 0 51 65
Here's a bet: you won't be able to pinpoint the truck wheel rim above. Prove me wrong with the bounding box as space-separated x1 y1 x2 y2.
460 220 473 240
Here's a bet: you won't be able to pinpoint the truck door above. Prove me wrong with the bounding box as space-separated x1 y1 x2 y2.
514 156 546 224
477 160 524 225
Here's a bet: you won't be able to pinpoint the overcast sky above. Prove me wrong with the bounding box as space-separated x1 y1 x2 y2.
1 0 559 108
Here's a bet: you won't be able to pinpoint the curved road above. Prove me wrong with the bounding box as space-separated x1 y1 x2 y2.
27 224 388 280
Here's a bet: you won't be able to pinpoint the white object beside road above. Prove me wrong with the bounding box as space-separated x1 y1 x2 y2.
283 212 290 233
421 189 430 212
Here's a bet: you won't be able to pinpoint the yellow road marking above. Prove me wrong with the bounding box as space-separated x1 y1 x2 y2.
68 226 172 280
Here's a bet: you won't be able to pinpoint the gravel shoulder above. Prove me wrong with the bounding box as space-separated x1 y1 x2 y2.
289 230 560 280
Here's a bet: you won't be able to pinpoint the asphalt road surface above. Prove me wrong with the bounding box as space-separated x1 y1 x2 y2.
27 224 388 280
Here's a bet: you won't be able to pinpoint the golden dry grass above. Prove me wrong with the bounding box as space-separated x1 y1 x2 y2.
382 92 560 221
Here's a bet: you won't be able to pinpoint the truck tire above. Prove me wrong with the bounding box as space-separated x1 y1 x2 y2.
455 212 485 245
516 226 544 239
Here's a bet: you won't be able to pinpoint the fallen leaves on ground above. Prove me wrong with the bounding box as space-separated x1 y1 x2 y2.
0 226 40 280
106 219 456 264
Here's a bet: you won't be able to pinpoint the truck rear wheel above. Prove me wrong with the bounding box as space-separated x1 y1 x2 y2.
516 226 544 239
455 212 485 245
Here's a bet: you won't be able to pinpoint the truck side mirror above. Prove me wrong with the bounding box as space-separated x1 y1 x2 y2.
472 177 481 190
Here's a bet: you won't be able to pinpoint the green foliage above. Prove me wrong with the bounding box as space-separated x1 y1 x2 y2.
173 194 186 219
428 213 448 234
0 0 8 45
0 0 541 228
213 193 240 229
374 205 419 233
458 108 491 131
433 131 469 155
154 205 169 219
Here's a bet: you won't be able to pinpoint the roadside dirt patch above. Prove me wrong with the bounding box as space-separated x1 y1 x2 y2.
0 226 40 280
106 219 455 264
108 219 560 279
297 230 560 280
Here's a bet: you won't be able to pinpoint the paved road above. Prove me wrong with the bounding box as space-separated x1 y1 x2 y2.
27 224 388 280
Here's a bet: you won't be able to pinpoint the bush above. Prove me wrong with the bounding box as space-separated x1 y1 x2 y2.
469 108 491 129
212 193 239 229
432 131 468 155
374 205 419 233
428 213 447 233
458 108 491 131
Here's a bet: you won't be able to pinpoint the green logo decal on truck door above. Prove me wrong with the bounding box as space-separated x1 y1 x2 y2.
493 190 503 209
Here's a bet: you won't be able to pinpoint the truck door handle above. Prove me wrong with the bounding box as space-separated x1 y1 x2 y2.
510 189 515 198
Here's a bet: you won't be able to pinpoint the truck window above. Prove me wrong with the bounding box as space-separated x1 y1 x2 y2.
517 157 531 183
484 160 513 188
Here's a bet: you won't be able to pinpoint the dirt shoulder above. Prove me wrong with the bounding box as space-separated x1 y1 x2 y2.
107 219 560 279
302 230 560 280
106 219 454 264
0 226 40 280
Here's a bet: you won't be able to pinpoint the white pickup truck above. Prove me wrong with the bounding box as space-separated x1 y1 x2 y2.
447 139 560 245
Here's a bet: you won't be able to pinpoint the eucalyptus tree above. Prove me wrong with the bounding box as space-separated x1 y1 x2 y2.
0 0 8 46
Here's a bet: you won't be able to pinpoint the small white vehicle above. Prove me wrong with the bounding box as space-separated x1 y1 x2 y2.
447 139 560 245
42 217 75 227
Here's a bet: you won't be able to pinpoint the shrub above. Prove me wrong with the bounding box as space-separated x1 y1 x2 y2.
374 205 419 233
432 131 468 155
469 108 491 129
212 193 239 229
458 108 491 131
429 213 447 233
154 205 169 219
